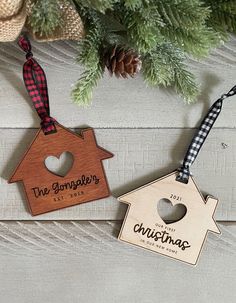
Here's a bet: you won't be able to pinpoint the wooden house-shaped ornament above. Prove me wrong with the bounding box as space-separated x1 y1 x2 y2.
118 171 220 265
9 124 113 215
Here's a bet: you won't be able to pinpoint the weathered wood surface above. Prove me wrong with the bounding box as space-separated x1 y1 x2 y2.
0 39 236 128
1 128 236 220
0 38 236 302
0 221 235 303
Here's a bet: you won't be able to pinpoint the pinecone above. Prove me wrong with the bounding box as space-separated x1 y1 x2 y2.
104 46 142 78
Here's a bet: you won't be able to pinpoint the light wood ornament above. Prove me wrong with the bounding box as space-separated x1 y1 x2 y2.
118 171 220 265
8 123 113 216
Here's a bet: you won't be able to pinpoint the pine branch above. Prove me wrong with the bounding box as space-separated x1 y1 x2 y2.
142 43 198 102
155 0 220 58
72 3 106 105
78 26 102 69
205 0 236 34
28 0 62 36
72 65 104 105
161 26 220 58
124 0 143 10
116 3 164 52
174 69 199 103
156 0 210 29
74 0 117 13
70 0 232 105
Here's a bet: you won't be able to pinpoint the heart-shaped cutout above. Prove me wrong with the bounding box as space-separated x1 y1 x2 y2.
44 151 74 177
157 198 187 224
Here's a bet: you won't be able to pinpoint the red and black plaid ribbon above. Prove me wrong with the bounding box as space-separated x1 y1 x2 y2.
18 35 57 135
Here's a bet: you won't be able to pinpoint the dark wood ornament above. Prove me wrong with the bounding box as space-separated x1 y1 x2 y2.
9 123 113 216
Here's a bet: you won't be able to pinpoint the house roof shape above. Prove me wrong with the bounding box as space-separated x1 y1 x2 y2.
118 170 220 234
118 171 220 265
9 123 113 183
8 123 114 215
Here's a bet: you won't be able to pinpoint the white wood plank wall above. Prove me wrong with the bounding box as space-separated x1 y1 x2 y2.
0 38 235 303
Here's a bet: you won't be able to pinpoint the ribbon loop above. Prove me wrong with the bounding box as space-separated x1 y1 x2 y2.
18 35 57 135
18 35 31 54
177 86 236 183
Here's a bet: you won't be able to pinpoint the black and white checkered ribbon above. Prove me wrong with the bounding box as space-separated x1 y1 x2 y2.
176 85 236 184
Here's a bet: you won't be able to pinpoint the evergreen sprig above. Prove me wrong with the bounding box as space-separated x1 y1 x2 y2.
72 4 106 104
206 0 236 36
72 65 104 106
142 43 198 102
117 3 164 53
124 0 143 10
74 0 118 13
28 0 62 36
157 0 220 58
28 0 236 105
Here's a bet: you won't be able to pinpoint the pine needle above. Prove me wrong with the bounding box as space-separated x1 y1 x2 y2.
56 0 236 104
142 43 198 102
72 66 104 106
28 0 62 36
74 0 116 13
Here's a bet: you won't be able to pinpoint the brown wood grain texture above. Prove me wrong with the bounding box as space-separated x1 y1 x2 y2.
8 123 113 215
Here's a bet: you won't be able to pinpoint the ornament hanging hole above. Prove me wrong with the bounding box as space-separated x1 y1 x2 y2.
44 151 74 177
157 198 187 224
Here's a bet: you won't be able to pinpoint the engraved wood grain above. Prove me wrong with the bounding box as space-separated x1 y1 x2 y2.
118 171 220 265
8 124 113 215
